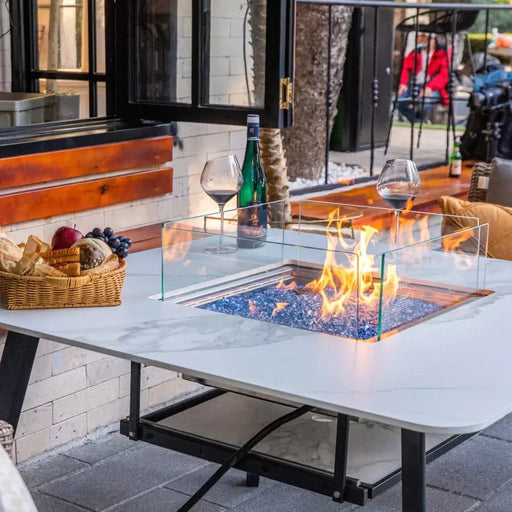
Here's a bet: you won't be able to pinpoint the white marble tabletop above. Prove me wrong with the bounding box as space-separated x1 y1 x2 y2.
0 239 510 436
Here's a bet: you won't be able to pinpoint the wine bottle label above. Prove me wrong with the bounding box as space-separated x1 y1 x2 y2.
237 202 267 247
247 122 259 141
450 160 462 177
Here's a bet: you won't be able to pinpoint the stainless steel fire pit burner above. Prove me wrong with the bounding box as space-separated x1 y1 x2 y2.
175 262 491 342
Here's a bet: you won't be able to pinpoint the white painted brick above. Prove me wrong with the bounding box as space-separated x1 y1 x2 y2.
16 414 87 463
229 92 250 106
211 19 231 38
210 36 244 58
230 17 244 37
106 202 161 232
182 18 192 38
52 346 106 376
208 94 230 105
172 154 207 179
229 57 246 76
29 353 52 384
86 356 131 387
86 395 130 433
53 378 120 422
142 366 178 390
23 367 86 411
147 377 202 409
210 57 230 77
178 0 192 17
16 404 53 438
210 76 247 96
180 133 230 158
37 339 66 356
177 122 209 139
177 38 192 59
212 1 245 18
181 58 192 79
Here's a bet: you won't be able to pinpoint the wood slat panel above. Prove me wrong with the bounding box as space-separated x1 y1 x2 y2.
0 136 173 190
0 169 173 225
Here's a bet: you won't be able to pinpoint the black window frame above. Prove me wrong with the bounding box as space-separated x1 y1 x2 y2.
11 0 108 118
114 0 295 128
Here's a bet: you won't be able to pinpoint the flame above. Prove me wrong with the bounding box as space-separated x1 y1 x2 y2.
337 178 354 186
248 299 257 315
442 228 474 252
272 302 289 316
367 198 375 205
163 223 193 261
304 210 400 317
403 198 414 213
276 279 297 291
442 228 476 269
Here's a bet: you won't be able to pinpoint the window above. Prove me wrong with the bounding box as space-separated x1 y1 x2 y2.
114 0 295 127
12 0 107 121
12 0 295 128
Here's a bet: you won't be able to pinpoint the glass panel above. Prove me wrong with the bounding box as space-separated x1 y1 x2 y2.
37 0 88 72
208 0 266 107
134 0 191 104
38 78 87 121
97 82 107 116
162 200 491 342
96 0 106 73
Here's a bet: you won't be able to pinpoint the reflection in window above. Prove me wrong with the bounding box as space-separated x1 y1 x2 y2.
37 0 89 73
209 0 266 108
135 0 191 104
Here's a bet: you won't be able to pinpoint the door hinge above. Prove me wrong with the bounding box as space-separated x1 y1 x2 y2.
279 77 293 110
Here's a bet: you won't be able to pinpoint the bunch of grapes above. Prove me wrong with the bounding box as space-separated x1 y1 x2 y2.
85 227 132 259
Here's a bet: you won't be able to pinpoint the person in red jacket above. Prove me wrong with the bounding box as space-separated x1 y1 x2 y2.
398 33 450 123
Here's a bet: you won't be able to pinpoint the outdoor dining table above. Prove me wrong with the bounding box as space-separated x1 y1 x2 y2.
0 241 511 512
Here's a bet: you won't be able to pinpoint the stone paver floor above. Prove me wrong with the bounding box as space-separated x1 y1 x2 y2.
16 412 512 512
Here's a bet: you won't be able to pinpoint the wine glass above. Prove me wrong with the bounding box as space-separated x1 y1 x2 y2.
200 154 244 254
377 159 421 244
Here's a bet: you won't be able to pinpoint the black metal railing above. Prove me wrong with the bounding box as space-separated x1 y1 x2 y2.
295 0 511 187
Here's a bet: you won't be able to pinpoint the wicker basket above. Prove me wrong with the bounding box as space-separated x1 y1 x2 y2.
0 259 126 310
0 421 13 459
468 161 492 203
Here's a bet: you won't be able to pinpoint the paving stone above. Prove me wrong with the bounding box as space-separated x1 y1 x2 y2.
426 435 512 500
31 492 90 512
471 478 512 511
166 464 276 508
110 487 228 512
63 431 136 464
362 483 479 512
18 454 88 489
231 482 354 512
39 444 208 511
481 414 512 443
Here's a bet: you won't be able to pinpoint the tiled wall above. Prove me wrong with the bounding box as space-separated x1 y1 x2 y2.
2 121 246 463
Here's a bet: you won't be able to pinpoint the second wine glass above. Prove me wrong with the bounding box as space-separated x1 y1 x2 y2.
377 159 421 244
200 154 244 254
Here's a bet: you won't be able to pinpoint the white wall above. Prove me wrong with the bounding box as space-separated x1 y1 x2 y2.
0 1 11 92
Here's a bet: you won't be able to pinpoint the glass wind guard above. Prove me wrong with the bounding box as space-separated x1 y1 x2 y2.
162 200 491 342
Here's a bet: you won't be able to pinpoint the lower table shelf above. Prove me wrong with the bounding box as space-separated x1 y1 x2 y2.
120 389 472 506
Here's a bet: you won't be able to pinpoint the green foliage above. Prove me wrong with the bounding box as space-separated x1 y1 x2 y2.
470 1 512 34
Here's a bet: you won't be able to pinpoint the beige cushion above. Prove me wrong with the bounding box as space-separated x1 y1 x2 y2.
0 445 38 512
438 195 512 260
486 157 512 207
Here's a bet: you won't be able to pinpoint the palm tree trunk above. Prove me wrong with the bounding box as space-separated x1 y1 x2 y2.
283 5 353 181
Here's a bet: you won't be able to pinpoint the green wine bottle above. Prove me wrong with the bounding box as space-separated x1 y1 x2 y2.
237 114 268 248
449 139 462 178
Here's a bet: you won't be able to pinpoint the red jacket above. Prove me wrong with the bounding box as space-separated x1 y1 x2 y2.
399 48 450 105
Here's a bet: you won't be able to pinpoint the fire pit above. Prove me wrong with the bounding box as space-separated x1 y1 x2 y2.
161 200 490 341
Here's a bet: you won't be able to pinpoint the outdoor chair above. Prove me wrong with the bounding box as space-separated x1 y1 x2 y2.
385 9 480 159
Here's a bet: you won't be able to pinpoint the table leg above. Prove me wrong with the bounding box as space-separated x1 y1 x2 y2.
332 413 350 502
128 361 141 440
401 428 426 512
0 331 39 432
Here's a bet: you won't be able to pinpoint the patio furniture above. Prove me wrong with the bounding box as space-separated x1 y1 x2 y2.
386 9 479 159
468 158 512 205
0 421 13 460
0 239 510 512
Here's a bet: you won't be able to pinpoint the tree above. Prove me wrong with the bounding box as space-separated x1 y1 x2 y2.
282 4 353 182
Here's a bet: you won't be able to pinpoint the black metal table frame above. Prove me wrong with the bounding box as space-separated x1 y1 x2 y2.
0 331 472 512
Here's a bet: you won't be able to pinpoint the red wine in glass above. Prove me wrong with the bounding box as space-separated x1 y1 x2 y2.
200 155 244 254
377 159 421 244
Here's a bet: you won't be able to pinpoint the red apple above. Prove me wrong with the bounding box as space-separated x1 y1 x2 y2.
51 226 83 250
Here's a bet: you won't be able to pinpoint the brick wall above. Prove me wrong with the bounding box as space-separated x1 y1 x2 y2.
1 121 247 462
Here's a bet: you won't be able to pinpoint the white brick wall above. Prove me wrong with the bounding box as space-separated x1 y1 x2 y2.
2 120 246 463
0 0 11 92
